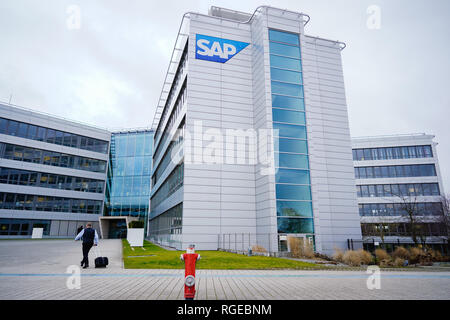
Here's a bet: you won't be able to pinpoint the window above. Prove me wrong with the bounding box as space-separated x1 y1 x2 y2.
271 81 304 97
276 138 308 154
7 120 18 135
276 153 309 169
276 169 310 184
269 29 300 45
270 55 301 70
272 95 304 111
277 218 314 234
272 109 306 125
273 122 307 139
271 68 302 84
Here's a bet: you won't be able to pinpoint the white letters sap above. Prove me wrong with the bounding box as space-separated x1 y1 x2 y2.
196 39 237 59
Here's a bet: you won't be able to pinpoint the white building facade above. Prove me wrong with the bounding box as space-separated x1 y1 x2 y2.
352 134 448 252
149 6 362 255
0 103 110 237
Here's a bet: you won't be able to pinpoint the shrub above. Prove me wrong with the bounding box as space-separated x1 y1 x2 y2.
409 247 425 264
429 249 442 262
343 250 363 266
357 249 373 265
332 248 344 263
128 220 145 228
375 248 390 261
393 257 405 267
288 237 315 259
392 247 410 260
375 249 391 266
251 245 267 253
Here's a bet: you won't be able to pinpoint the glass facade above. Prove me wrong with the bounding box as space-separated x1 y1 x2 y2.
0 117 109 153
0 143 107 173
0 167 104 193
353 145 433 161
0 192 102 214
269 29 314 236
104 131 153 220
354 164 436 179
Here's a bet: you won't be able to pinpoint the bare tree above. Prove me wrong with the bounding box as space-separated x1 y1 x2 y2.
392 190 427 246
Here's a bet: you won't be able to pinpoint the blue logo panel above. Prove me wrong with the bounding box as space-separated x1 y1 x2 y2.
195 34 250 64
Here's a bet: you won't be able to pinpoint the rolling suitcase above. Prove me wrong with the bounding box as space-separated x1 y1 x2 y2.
94 246 109 268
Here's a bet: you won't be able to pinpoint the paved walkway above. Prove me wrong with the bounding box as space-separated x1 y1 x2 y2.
0 239 449 300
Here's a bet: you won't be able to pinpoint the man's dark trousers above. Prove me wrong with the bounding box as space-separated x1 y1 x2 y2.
82 242 93 267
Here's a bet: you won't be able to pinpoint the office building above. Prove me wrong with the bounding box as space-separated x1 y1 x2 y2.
148 6 362 254
0 103 110 237
352 133 448 252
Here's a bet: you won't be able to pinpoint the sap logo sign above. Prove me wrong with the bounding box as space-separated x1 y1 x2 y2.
196 34 249 64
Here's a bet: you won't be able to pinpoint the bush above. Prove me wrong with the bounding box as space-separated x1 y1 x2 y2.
393 257 405 267
392 247 410 260
128 220 145 228
288 237 315 259
251 245 267 253
429 249 442 262
357 249 374 265
332 248 344 263
409 247 425 264
343 250 363 266
375 249 391 266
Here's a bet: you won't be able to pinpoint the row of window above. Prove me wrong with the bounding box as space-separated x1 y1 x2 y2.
0 143 107 173
148 203 183 235
152 120 185 187
357 183 440 198
359 202 443 217
0 219 51 236
361 222 447 237
0 192 102 214
0 167 105 193
150 163 184 211
353 145 433 161
0 117 108 154
154 43 188 145
153 81 187 164
354 164 436 179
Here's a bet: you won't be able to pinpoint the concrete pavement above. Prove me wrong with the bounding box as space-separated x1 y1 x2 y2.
0 239 449 300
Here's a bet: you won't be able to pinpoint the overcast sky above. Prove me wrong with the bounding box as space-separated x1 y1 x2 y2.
0 0 449 190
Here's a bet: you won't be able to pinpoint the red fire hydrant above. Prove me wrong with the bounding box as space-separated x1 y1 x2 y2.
180 244 200 300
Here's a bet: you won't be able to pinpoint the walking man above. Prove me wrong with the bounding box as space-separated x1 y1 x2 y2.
75 223 99 269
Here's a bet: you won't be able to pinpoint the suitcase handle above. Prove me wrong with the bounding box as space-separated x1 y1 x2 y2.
94 245 102 258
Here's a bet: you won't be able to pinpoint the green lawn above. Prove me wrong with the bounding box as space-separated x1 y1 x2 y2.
122 240 323 270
